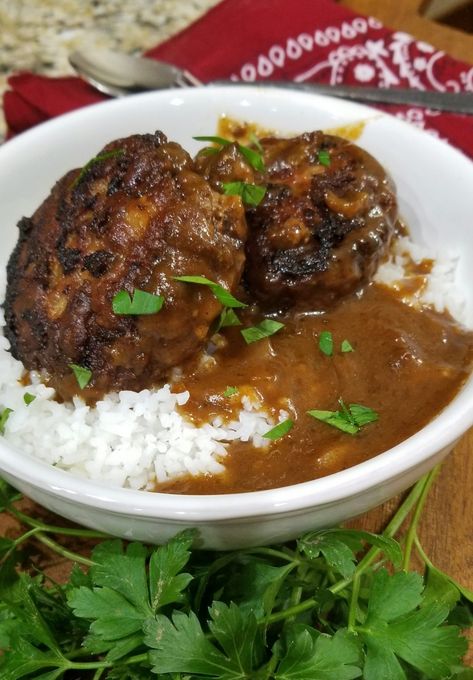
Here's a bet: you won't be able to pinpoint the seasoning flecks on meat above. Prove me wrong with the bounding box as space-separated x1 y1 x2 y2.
4 132 247 400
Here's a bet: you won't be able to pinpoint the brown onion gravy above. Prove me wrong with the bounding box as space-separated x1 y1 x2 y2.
157 283 473 494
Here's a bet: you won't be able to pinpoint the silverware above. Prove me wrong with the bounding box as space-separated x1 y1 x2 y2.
69 48 473 115
69 49 202 97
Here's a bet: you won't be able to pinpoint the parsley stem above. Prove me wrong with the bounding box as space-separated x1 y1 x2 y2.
248 546 298 562
347 572 361 631
402 465 441 571
330 468 438 595
8 506 110 538
264 597 317 624
66 652 148 671
413 534 435 569
0 526 44 566
34 532 95 567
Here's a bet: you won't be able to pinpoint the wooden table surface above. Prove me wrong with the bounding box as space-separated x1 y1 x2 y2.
336 0 473 591
0 0 472 656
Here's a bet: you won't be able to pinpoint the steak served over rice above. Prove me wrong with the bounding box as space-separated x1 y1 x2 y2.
4 132 247 400
196 132 398 310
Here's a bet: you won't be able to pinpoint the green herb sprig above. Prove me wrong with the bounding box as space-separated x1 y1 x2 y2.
71 149 124 189
173 275 246 309
0 407 13 435
112 289 164 316
193 135 265 172
263 418 294 441
69 364 92 390
241 318 285 344
222 181 266 206
0 467 470 678
318 149 331 167
308 398 378 435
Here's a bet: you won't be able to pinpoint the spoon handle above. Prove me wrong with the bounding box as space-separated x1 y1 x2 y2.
213 80 473 115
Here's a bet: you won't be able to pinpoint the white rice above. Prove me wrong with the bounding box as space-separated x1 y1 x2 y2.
0 235 467 489
375 236 466 323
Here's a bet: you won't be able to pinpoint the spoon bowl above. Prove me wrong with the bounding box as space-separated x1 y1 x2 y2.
69 48 202 97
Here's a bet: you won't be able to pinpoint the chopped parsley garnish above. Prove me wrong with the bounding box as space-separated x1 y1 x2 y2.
238 145 265 172
318 330 333 356
173 275 247 309
318 149 331 167
263 418 294 440
69 364 92 390
193 135 265 172
222 181 266 206
249 131 264 154
0 407 13 434
341 339 354 353
72 149 124 188
23 393 36 405
215 307 242 332
308 398 378 435
194 134 232 146
112 289 164 315
241 319 285 344
223 386 238 397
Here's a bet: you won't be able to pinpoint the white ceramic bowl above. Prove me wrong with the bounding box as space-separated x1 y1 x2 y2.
0 86 472 549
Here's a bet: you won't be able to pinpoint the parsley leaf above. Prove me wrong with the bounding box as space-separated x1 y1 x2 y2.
216 307 242 331
0 478 22 512
223 386 238 397
146 602 263 678
318 150 331 167
307 401 378 435
341 339 354 353
67 532 194 661
0 407 13 435
174 275 247 309
299 529 402 579
193 135 265 172
318 331 333 356
263 418 294 441
72 149 124 188
222 181 266 206
275 625 362 679
0 636 68 680
348 403 379 427
249 132 264 154
238 145 265 172
23 393 36 405
241 319 285 344
68 364 92 390
112 289 164 315
307 408 358 435
359 569 468 679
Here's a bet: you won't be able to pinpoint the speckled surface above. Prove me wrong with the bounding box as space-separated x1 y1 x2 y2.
0 0 219 138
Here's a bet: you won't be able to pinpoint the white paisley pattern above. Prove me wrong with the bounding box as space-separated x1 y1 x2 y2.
231 18 473 140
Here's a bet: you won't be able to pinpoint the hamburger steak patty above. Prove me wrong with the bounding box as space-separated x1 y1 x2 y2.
196 131 398 310
4 132 247 400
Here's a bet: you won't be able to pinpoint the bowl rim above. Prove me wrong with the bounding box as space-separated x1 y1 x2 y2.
0 85 472 522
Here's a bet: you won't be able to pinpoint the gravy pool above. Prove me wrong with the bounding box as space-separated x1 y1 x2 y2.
159 283 473 494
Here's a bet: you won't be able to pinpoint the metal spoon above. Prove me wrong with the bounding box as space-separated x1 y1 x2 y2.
69 49 202 97
69 48 473 114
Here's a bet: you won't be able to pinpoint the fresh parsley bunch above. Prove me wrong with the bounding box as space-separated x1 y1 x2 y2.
0 468 471 679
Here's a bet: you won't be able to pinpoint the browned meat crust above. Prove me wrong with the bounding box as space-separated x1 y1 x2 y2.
196 131 398 310
5 132 247 400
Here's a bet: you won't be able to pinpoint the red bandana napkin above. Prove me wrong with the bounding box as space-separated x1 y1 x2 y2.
4 0 473 157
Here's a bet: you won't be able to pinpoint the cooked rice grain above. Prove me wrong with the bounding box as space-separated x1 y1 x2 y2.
0 235 468 489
